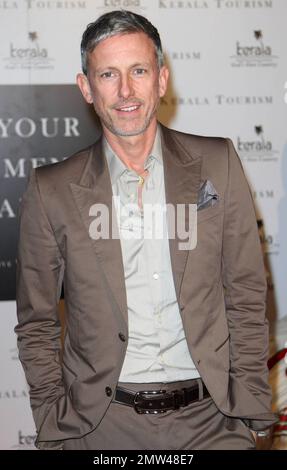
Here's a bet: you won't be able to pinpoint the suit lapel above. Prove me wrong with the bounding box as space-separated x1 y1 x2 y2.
70 138 128 326
160 125 202 306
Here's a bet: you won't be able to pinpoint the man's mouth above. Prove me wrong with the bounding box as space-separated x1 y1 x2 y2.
114 103 142 113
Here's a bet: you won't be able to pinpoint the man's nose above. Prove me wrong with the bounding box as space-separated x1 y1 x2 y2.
118 74 135 99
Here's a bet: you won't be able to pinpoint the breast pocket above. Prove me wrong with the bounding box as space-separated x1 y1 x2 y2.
197 201 223 224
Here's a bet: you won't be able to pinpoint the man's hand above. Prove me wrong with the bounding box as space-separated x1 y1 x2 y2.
251 427 274 450
251 429 257 442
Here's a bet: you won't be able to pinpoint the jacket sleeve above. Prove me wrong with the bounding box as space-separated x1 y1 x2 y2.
15 168 65 447
222 138 276 431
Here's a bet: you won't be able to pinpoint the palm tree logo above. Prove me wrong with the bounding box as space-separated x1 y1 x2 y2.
255 125 265 145
254 30 264 48
28 32 38 42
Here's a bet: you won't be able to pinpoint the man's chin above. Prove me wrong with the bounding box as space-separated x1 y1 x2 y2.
107 123 150 137
114 129 146 137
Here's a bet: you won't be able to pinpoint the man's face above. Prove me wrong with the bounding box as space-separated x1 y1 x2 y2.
77 32 169 137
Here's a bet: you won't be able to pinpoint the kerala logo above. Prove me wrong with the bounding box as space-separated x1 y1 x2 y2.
96 0 147 11
3 32 54 70
231 30 278 67
237 126 279 162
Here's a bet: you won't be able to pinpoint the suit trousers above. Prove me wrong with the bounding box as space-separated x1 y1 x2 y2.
63 378 256 450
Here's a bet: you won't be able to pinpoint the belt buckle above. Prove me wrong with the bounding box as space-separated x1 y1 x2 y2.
134 389 167 414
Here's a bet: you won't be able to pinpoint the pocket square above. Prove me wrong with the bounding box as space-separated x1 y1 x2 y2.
197 180 219 211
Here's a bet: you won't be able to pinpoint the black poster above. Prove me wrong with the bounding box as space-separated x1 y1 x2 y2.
0 85 101 300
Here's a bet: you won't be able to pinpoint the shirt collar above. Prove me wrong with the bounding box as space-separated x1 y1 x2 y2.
104 126 163 185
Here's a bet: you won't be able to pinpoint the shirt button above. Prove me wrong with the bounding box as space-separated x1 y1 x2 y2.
105 387 112 397
153 272 159 280
119 333 126 342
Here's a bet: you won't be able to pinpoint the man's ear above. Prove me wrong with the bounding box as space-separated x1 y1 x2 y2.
76 73 93 104
158 65 169 98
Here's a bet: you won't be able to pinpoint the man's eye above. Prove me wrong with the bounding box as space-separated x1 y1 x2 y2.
133 68 147 76
100 71 115 79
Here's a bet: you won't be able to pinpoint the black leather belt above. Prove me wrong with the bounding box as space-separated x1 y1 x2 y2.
114 381 210 414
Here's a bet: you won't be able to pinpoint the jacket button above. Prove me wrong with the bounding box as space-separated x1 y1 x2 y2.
119 333 126 342
105 387 112 397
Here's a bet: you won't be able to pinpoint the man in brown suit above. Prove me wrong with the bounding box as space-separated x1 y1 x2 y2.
15 10 276 450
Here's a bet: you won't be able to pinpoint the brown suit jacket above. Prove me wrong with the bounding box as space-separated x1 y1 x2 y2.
15 124 276 449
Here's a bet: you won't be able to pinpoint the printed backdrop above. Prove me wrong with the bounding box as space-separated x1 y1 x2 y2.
0 0 286 449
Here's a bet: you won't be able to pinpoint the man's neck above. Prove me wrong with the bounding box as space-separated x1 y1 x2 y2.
103 122 158 174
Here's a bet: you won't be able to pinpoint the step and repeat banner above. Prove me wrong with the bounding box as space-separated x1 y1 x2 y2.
0 0 286 449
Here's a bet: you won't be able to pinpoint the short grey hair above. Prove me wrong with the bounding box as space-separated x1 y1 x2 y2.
80 10 164 75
